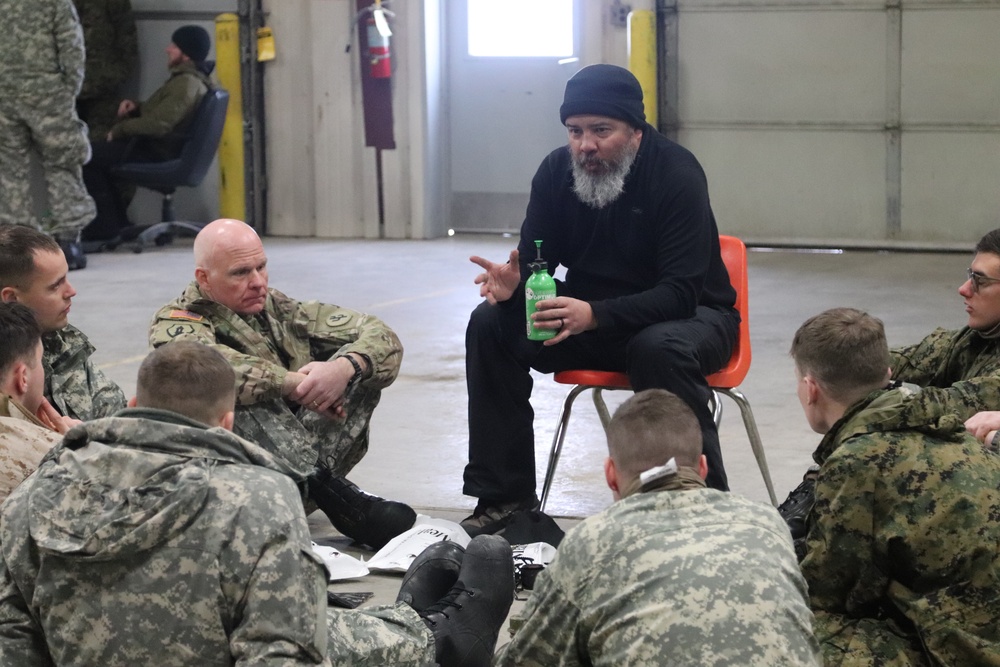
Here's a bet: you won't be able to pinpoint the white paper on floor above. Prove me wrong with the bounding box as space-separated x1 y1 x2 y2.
366 514 472 573
311 541 370 582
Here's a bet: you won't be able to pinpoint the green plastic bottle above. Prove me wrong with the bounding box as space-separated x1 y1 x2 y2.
525 239 557 340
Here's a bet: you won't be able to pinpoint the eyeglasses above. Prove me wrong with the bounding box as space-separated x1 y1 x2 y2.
967 268 1000 293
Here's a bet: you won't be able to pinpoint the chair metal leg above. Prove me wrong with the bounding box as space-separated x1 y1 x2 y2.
592 387 613 429
709 390 723 429
539 384 590 512
716 387 777 506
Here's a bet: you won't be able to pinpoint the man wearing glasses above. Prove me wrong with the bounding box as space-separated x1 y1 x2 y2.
780 228 1000 544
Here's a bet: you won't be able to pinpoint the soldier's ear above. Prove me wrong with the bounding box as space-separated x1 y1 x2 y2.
604 456 620 499
0 286 18 303
220 411 235 432
127 396 137 408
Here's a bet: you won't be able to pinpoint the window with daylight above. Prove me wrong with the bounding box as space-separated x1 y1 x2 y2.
467 0 575 58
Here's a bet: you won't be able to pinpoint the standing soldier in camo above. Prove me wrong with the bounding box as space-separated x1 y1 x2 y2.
73 0 139 142
0 0 96 271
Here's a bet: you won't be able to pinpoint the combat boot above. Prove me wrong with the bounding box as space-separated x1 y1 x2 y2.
420 534 514 667
397 540 465 611
308 469 416 551
59 238 87 271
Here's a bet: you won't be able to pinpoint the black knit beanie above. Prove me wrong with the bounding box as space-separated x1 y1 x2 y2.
559 64 646 128
172 25 211 63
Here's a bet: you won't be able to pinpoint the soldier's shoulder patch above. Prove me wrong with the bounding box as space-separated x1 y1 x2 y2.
168 309 204 322
326 313 349 326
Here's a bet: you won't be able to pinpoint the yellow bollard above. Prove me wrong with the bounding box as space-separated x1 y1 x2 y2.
215 14 246 221
628 9 658 128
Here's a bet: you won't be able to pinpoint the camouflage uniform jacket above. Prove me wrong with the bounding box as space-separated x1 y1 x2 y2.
0 0 85 95
42 324 126 421
495 488 821 666
108 62 212 157
149 282 402 407
802 386 1000 666
0 395 60 503
0 409 332 666
73 0 138 100
890 326 1000 419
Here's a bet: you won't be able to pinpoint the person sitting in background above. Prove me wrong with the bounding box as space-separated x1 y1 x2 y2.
495 389 820 667
149 219 414 551
0 225 126 421
791 307 1000 666
0 302 72 502
82 24 215 243
0 341 514 667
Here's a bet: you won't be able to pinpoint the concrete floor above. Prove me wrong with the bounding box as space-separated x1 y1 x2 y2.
69 233 972 639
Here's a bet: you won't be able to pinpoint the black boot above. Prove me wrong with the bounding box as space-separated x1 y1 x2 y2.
308 469 416 551
59 239 87 270
420 534 514 667
397 540 465 611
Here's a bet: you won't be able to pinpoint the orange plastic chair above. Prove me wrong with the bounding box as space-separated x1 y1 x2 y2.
537 235 777 510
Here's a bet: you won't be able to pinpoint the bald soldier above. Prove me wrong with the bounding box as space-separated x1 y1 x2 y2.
149 219 413 550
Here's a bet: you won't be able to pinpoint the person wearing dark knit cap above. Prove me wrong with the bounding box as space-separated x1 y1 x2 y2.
461 64 740 534
81 24 216 244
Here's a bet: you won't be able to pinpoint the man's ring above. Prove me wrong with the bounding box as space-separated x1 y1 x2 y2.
312 401 319 408
558 318 564 330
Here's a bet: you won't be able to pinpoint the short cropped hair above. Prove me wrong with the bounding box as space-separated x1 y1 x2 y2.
975 228 1000 257
606 389 703 481
790 307 890 403
136 342 236 425
0 226 60 290
0 302 42 379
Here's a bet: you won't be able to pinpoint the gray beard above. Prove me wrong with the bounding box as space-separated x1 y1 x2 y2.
570 141 639 209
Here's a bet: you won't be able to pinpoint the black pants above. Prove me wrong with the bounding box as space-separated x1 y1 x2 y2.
463 299 740 502
81 140 154 241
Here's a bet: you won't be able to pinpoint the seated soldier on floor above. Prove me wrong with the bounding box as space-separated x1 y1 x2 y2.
790 307 1000 666
149 219 413 550
0 341 514 667
0 225 126 421
780 227 1000 537
0 302 74 502
493 389 820 666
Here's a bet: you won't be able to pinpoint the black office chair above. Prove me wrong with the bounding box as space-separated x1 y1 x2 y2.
111 88 230 252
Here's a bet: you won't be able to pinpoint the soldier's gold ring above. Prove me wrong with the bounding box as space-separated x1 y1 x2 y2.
311 401 319 408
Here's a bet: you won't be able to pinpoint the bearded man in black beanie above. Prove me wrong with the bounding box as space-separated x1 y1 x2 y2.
81 24 216 243
461 64 740 534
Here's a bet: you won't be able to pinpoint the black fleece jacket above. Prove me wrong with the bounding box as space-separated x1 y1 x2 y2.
515 123 736 334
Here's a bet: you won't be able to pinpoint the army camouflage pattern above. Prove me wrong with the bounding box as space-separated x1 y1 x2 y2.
0 0 95 238
494 488 822 666
0 394 60 503
43 324 126 421
73 0 138 140
150 282 402 478
890 326 1000 419
0 409 434 665
801 386 1000 666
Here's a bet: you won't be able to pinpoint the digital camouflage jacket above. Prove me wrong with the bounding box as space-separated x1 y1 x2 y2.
891 326 1000 419
802 386 1000 667
42 324 126 421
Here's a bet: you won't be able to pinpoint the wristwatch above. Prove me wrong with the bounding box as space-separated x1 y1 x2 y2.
989 431 1000 454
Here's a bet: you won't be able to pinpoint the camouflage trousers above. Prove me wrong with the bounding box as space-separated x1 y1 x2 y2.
233 385 382 481
0 80 95 239
327 603 434 666
815 611 929 666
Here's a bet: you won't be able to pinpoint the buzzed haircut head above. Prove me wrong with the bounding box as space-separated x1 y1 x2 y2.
0 226 61 290
0 302 42 379
975 228 1000 257
136 342 236 425
606 389 703 482
790 307 890 403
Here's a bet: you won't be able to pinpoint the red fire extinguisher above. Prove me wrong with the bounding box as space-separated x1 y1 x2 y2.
366 17 391 78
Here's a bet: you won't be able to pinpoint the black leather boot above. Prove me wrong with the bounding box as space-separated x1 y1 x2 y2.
59 239 87 270
308 469 416 551
397 540 465 611
420 535 514 667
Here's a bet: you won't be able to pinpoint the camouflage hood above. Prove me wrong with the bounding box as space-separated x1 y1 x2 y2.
27 409 299 561
813 384 970 466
